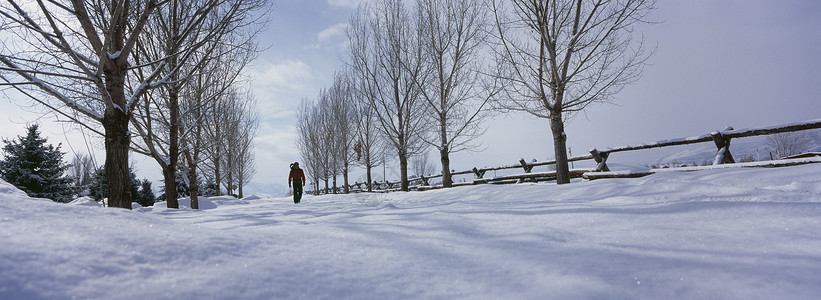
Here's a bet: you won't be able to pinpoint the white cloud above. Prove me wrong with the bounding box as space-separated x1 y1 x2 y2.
305 23 349 50
328 0 363 8
251 59 313 91
253 123 300 182
317 23 348 42
247 59 314 124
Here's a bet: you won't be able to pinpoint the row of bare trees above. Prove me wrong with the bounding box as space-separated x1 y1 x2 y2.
296 72 357 195
297 0 656 191
297 0 493 193
0 0 268 208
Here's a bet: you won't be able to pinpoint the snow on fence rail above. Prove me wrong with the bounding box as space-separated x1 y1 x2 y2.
589 118 821 171
310 118 821 194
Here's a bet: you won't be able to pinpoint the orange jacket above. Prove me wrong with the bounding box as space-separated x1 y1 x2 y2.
289 167 305 185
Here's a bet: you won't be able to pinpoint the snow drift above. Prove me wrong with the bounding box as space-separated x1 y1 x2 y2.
2 164 821 299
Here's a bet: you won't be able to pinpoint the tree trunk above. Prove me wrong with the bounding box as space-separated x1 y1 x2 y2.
366 165 373 192
238 177 244 199
225 152 234 196
214 154 221 196
440 146 452 188
102 44 132 209
103 108 132 209
188 162 199 209
164 83 181 208
185 139 200 210
161 165 177 208
343 162 350 194
399 150 409 191
332 174 338 194
550 112 570 184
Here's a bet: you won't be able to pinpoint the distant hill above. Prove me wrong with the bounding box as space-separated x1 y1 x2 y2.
242 181 289 198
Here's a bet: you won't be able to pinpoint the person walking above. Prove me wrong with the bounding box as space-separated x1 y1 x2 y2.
288 162 306 203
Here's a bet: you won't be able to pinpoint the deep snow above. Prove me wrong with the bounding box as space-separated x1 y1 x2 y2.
2 164 821 299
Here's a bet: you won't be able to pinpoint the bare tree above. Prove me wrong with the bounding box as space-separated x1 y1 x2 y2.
352 87 386 192
314 88 334 194
416 0 498 188
346 9 387 192
130 0 267 208
296 78 356 195
70 153 97 194
200 87 235 196
234 91 259 199
490 0 655 184
0 0 166 208
180 48 256 207
326 71 358 194
296 98 324 195
347 0 430 191
767 131 815 158
209 89 259 197
0 0 269 208
411 151 436 179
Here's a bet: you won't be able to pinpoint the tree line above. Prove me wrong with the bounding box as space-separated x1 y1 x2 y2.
297 0 657 192
0 123 232 206
0 0 269 209
0 124 154 205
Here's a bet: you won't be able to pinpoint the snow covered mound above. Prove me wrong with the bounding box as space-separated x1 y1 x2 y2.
148 195 251 212
1 165 821 299
0 178 29 199
241 194 265 200
68 197 102 207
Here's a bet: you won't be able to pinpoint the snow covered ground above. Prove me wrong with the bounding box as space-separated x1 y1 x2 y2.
2 164 821 299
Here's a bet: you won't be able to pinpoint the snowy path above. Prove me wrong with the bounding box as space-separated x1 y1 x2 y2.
2 165 821 299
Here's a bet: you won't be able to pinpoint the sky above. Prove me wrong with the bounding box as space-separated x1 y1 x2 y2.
1 0 821 192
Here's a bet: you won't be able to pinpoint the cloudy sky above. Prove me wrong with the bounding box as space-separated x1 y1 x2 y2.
2 0 820 189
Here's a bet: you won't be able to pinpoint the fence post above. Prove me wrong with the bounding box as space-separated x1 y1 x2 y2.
711 128 735 165
472 167 486 179
589 148 611 172
519 158 535 173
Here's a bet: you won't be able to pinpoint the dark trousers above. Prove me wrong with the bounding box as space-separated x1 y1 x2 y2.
293 182 303 203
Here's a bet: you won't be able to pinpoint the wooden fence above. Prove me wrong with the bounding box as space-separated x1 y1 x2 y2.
309 118 821 194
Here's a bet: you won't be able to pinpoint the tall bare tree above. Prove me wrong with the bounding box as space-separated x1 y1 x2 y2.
296 98 324 195
327 71 357 194
346 9 386 192
410 151 436 179
130 0 267 208
348 0 430 191
69 153 97 193
416 0 498 188
180 43 257 207
349 74 386 192
233 91 259 199
0 0 269 208
210 88 259 197
1 0 165 208
491 0 655 184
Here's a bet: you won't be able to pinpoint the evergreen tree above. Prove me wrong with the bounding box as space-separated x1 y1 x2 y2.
89 168 108 201
157 171 189 201
0 124 75 202
135 179 155 207
201 180 218 197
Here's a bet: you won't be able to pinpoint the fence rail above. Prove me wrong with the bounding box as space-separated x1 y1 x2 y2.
308 118 821 194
